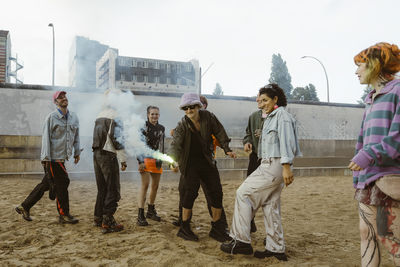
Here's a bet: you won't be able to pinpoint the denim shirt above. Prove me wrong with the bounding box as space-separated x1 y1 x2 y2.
40 109 80 161
258 107 301 164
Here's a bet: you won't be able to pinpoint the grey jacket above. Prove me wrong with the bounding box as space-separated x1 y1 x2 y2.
40 109 80 161
258 107 301 164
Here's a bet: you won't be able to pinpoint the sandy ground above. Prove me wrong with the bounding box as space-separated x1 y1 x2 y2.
0 175 395 267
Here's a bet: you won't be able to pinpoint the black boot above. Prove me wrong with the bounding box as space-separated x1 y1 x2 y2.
172 205 183 227
177 220 198 241
102 215 124 234
209 219 231 242
137 208 149 226
146 204 161 222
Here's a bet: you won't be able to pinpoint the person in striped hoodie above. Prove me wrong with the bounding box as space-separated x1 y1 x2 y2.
349 42 400 267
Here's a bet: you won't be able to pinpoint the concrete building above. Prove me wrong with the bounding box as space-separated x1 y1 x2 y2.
96 48 200 94
0 30 11 83
68 36 110 90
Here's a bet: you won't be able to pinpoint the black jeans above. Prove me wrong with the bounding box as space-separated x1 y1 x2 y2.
93 150 121 217
22 162 70 215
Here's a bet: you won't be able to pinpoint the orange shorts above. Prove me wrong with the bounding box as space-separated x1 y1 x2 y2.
143 158 163 174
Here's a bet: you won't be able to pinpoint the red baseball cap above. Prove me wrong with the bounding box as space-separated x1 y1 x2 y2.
53 91 67 102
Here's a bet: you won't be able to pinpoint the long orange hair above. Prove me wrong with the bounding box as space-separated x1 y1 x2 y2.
354 42 400 83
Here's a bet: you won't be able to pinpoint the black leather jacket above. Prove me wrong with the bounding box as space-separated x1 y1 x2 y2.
169 110 232 175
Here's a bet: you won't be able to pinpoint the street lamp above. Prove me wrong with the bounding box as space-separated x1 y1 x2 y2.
48 23 55 86
301 56 330 102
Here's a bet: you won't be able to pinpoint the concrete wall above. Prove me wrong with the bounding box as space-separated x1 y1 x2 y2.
0 85 364 177
0 86 365 139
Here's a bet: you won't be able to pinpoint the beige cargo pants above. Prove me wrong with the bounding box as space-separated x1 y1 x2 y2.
230 158 285 253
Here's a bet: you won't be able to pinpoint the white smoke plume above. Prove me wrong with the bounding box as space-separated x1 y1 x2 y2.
103 89 174 164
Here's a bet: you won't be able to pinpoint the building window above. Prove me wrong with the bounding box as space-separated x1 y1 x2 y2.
143 61 148 68
132 59 136 67
118 57 133 67
144 75 148 83
154 61 159 69
166 63 171 73
132 75 136 82
166 77 171 84
154 76 159 83
120 73 125 81
186 64 192 72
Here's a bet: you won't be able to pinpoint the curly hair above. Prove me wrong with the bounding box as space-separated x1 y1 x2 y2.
259 83 287 107
354 42 400 83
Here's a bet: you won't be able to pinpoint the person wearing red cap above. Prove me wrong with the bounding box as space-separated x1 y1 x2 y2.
15 91 81 224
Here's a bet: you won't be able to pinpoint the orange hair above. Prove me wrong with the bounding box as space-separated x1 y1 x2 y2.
354 42 400 83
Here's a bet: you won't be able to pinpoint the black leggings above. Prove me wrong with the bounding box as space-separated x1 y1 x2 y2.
181 159 223 209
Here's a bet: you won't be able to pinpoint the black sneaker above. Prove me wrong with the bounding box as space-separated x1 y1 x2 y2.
59 214 79 224
15 205 32 221
102 215 124 234
254 249 288 261
220 239 253 255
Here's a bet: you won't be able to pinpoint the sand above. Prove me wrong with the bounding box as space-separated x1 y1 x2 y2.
0 175 394 266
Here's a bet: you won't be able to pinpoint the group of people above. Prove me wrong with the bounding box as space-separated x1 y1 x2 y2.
14 42 400 266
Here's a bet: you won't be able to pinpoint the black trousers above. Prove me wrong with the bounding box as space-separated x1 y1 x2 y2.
93 150 121 217
180 157 224 209
247 151 261 177
22 162 70 215
178 173 228 227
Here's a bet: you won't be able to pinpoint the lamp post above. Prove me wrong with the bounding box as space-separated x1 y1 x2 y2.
301 56 329 102
48 23 55 86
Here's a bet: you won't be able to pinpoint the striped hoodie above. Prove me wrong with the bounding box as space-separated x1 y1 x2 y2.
352 79 400 188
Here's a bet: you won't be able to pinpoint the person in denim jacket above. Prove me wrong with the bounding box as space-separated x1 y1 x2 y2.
221 84 301 261
16 91 81 224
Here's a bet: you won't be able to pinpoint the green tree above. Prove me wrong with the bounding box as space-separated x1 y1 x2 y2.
292 83 320 101
213 83 223 96
357 86 371 104
269 53 293 99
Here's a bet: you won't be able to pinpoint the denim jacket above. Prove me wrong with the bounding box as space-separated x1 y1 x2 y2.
258 107 301 164
40 109 81 161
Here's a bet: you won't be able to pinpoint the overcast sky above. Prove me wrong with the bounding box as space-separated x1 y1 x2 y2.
2 0 399 103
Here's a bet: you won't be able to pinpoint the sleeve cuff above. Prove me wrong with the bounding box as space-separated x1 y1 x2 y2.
116 150 127 163
352 150 374 168
280 157 293 165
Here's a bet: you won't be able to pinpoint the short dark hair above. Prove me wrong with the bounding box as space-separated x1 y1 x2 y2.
199 95 208 109
258 84 287 107
147 105 159 114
